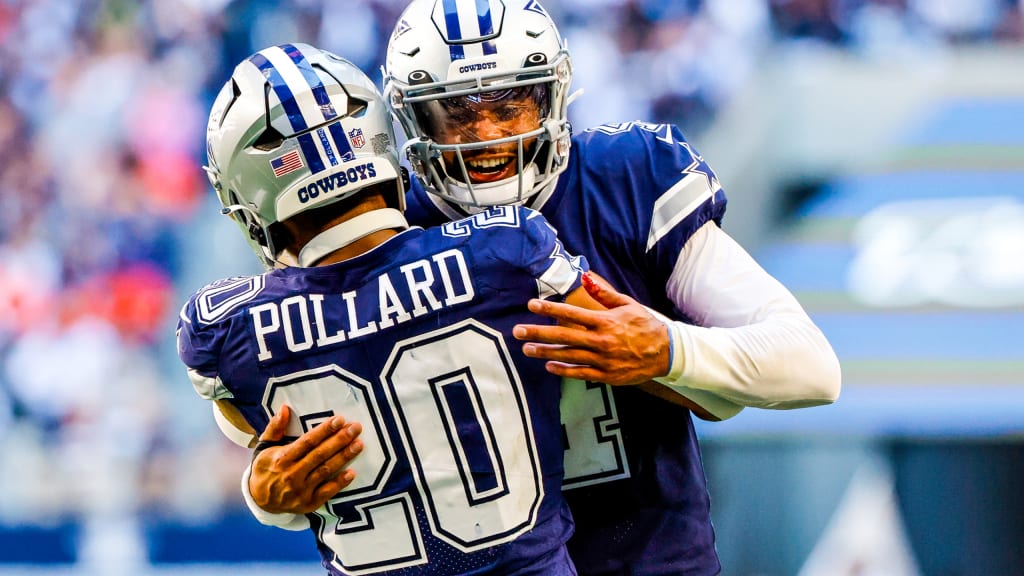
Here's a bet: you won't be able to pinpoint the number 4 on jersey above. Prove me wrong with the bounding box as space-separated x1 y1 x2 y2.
560 379 629 490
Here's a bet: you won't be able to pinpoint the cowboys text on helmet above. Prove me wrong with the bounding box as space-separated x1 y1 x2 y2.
206 43 404 268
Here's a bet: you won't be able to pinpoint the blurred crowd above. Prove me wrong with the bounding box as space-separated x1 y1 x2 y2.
0 0 1022 533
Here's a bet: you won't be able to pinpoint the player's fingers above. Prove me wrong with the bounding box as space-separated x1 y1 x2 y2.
513 323 601 348
523 299 604 329
288 421 362 474
311 469 357 507
582 272 634 309
278 416 348 466
306 438 364 486
521 343 606 367
259 404 292 442
542 361 609 383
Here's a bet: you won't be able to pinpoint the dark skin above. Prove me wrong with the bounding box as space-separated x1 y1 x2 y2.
532 273 718 422
249 405 364 515
239 193 395 515
427 90 544 184
514 274 674 387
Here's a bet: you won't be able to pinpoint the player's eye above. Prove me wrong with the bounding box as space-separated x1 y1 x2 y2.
496 107 521 122
447 107 474 124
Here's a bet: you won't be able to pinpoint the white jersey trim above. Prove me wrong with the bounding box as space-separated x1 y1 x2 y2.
646 173 720 252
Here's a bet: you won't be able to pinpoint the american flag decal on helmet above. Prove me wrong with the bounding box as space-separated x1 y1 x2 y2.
270 150 304 177
249 43 353 176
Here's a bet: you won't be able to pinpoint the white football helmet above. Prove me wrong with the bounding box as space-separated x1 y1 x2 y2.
206 43 405 268
384 0 573 211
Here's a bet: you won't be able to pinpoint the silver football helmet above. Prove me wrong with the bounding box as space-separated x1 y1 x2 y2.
384 0 573 211
206 43 404 268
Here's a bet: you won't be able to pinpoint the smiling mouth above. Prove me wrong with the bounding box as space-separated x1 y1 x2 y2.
460 154 517 183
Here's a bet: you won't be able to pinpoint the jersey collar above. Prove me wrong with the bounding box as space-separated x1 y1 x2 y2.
298 208 409 267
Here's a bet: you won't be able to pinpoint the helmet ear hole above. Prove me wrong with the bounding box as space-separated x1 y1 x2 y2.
252 126 286 151
408 70 432 85
525 53 547 66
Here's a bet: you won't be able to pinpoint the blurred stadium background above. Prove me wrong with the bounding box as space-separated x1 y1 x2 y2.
1 0 1023 574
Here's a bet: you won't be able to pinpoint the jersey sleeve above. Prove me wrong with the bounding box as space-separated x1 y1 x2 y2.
490 206 590 300
175 279 245 401
574 122 728 293
522 207 590 300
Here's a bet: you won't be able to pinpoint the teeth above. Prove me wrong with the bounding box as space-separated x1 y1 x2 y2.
468 157 508 170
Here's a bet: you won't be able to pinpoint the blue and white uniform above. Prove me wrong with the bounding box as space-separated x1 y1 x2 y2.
407 123 777 575
178 206 588 576
409 122 840 575
386 1 840 573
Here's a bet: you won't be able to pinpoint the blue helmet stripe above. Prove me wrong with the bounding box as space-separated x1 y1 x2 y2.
443 0 466 60
524 0 547 17
316 127 338 167
280 43 338 121
328 122 355 162
297 132 325 174
248 52 308 132
475 0 497 55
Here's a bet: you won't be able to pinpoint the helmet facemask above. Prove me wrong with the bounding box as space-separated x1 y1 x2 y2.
409 80 557 208
385 0 574 212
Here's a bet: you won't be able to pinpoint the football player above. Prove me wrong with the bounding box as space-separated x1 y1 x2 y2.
238 1 842 573
178 42 598 575
379 1 842 574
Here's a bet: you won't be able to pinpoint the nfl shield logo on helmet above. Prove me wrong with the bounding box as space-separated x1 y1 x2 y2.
348 128 366 148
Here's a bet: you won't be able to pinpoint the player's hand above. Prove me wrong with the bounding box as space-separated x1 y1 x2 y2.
249 405 363 515
513 274 671 386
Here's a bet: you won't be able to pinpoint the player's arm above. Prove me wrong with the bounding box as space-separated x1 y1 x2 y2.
176 298 359 526
655 222 841 408
241 405 364 528
560 273 728 421
213 400 258 448
515 206 741 419
516 223 841 410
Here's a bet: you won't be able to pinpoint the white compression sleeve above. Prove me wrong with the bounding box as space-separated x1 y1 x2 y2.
212 403 257 448
645 306 744 420
657 222 841 409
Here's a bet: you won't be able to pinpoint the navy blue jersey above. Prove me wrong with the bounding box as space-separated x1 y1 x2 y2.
406 123 728 575
178 206 588 576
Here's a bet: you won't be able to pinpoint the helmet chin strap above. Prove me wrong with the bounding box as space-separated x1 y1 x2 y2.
297 208 409 267
444 164 539 213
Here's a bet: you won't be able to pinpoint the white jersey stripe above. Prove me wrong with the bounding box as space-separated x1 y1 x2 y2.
647 175 720 252
263 46 324 130
536 251 580 300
